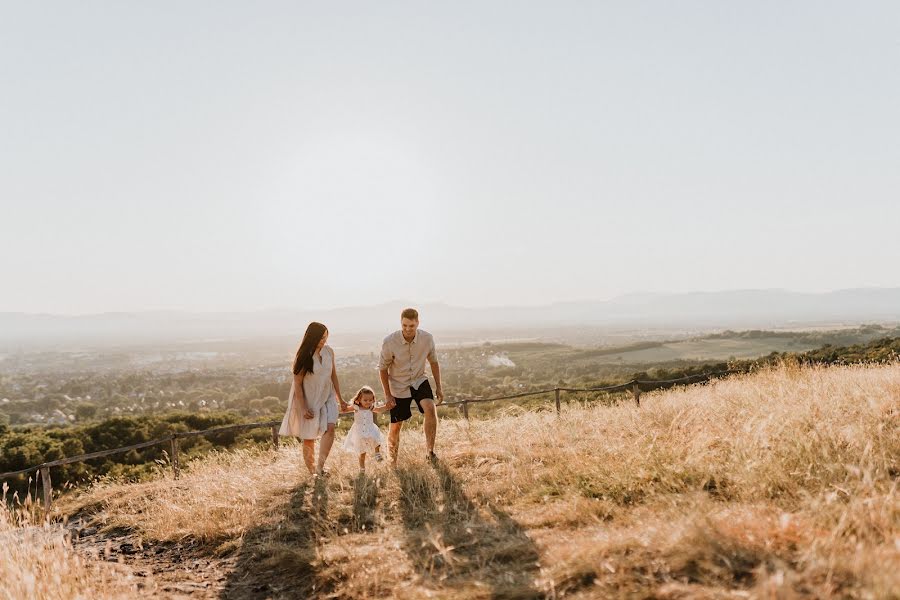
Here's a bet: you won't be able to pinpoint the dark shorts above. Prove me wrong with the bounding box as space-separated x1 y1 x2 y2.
390 380 434 423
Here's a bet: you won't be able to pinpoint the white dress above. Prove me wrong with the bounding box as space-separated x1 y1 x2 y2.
342 407 385 454
279 345 338 440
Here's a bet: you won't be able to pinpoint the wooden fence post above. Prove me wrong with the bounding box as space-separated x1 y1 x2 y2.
463 400 469 420
555 388 561 414
271 425 280 450
40 466 52 511
171 435 180 479
632 382 641 407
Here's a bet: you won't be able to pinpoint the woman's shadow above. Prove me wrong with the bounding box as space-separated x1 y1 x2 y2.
396 460 542 598
220 477 330 599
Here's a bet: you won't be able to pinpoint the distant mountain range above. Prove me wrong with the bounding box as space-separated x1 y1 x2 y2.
1 288 899 350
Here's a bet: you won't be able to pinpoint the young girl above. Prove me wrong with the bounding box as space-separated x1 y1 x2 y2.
343 386 390 471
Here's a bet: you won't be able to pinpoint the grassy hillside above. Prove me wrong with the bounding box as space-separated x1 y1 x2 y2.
3 362 894 599
1 502 136 599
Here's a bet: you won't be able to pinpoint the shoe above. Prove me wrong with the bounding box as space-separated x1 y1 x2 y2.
374 451 384 462
315 468 329 477
427 451 437 463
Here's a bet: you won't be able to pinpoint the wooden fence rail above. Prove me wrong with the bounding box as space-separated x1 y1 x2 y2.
2 369 738 510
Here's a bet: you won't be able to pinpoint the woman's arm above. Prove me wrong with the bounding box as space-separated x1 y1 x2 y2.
294 372 314 420
330 349 348 410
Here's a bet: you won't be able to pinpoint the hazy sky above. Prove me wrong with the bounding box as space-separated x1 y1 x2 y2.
2 2 899 314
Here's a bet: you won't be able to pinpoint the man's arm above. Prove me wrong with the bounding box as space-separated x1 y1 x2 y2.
427 336 443 405
377 340 395 409
429 359 443 405
379 369 395 409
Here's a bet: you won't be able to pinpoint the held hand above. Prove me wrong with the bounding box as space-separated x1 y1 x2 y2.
385 396 396 410
435 387 444 406
303 406 315 420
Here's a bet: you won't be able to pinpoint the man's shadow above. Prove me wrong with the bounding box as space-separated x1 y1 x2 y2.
396 460 542 598
220 477 331 599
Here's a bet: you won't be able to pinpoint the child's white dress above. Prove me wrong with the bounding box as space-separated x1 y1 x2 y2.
343 407 385 454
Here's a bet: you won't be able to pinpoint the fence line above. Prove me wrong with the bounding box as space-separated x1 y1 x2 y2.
1 368 739 509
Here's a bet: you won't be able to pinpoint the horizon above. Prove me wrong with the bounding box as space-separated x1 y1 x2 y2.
2 285 899 317
2 287 898 354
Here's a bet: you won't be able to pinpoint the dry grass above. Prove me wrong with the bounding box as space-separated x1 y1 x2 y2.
1 492 138 600
20 363 900 598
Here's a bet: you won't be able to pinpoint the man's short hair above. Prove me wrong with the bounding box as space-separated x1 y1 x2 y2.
401 307 419 321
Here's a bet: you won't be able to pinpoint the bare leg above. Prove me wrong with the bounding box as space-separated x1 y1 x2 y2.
421 399 437 454
316 423 336 473
388 421 403 466
358 453 366 470
301 440 316 474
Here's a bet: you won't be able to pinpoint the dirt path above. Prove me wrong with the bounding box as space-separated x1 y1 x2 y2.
63 462 545 599
67 519 235 599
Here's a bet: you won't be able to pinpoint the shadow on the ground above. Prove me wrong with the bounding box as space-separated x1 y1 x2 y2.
397 460 543 598
350 472 380 533
220 477 330 599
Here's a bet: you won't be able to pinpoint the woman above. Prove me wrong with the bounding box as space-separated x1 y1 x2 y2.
279 322 347 475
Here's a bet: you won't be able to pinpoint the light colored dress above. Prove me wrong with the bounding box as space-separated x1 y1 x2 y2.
342 407 385 454
279 345 338 440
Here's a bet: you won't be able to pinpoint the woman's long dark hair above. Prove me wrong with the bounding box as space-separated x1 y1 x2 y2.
293 322 328 375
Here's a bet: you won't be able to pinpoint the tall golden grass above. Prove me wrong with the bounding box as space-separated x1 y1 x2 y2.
1 491 137 599
6 363 899 599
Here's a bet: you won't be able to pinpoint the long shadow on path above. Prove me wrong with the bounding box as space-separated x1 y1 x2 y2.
397 460 543 599
349 472 380 533
220 477 331 599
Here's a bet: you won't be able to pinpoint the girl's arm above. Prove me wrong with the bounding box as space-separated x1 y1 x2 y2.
372 403 392 414
340 403 356 414
329 349 348 411
294 372 314 420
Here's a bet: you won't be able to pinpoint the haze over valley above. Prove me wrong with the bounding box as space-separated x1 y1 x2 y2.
2 287 898 355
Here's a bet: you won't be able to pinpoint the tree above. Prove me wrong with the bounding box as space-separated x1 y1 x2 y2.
75 403 99 421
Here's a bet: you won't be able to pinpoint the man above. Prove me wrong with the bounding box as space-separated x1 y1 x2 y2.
378 307 444 465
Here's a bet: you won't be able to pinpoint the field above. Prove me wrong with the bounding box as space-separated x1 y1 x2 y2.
568 337 817 363
3 362 897 599
4 328 899 501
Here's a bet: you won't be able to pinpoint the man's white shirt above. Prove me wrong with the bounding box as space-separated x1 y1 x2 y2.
377 329 437 398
